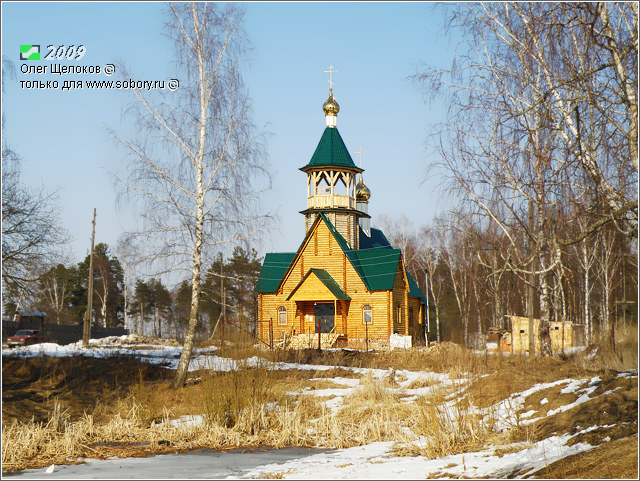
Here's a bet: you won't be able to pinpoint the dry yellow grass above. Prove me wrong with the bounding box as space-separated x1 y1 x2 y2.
2 332 637 473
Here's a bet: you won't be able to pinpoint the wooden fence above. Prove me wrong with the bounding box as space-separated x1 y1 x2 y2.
2 320 128 345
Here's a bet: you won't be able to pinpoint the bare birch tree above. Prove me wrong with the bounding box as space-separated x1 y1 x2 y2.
419 3 637 243
416 226 446 343
94 257 114 328
377 214 424 283
37 264 72 324
2 150 68 304
114 2 269 388
115 236 140 333
438 216 477 346
595 226 624 350
2 59 68 309
417 2 637 347
572 218 600 344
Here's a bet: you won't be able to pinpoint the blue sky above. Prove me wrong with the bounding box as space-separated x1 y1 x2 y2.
2 1 456 275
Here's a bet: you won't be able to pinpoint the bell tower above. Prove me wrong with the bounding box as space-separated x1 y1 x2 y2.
299 66 369 249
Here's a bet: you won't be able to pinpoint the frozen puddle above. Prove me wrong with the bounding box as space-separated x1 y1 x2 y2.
3 447 331 479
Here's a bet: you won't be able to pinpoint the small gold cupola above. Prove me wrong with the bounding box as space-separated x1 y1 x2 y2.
323 65 339 128
354 157 371 237
323 88 340 127
355 176 371 202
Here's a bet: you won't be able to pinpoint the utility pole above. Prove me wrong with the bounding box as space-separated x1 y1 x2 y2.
83 208 96 347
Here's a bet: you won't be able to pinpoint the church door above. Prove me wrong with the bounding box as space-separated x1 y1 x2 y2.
314 303 335 333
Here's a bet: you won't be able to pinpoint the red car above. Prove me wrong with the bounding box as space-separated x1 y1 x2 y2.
6 329 49 347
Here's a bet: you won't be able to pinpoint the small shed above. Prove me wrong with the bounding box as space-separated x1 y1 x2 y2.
14 311 47 330
506 315 577 354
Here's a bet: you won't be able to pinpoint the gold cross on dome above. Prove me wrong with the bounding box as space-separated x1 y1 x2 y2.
354 146 367 168
324 64 338 89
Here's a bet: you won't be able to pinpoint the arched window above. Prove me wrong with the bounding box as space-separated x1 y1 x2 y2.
363 305 372 324
278 306 287 325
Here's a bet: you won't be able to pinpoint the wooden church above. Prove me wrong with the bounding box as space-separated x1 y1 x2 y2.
256 79 426 348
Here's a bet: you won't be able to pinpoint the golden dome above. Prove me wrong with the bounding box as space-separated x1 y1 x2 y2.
355 177 371 202
323 88 340 116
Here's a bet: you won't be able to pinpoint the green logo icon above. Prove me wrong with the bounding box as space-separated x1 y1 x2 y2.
20 45 40 60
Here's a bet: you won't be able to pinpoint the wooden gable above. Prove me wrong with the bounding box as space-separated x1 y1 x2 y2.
279 215 368 297
287 272 336 301
287 269 351 301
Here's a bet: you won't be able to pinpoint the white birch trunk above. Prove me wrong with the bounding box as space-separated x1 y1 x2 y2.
581 241 592 345
172 6 208 387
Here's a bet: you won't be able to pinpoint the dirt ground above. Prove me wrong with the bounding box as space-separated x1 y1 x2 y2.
2 349 638 478
534 435 638 479
2 356 172 424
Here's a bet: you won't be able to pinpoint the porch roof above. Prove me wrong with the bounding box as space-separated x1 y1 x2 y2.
286 268 351 301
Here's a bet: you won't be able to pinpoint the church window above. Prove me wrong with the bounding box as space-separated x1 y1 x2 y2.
363 305 372 324
278 306 287 325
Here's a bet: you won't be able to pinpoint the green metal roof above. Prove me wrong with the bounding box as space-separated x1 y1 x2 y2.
406 269 426 302
317 213 400 291
301 127 362 171
351 248 402 291
359 226 392 250
286 268 351 301
359 226 425 301
255 214 425 303
255 252 296 293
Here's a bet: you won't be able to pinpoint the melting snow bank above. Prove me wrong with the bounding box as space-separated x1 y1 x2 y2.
1 340 218 371
240 435 595 479
3 435 595 479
